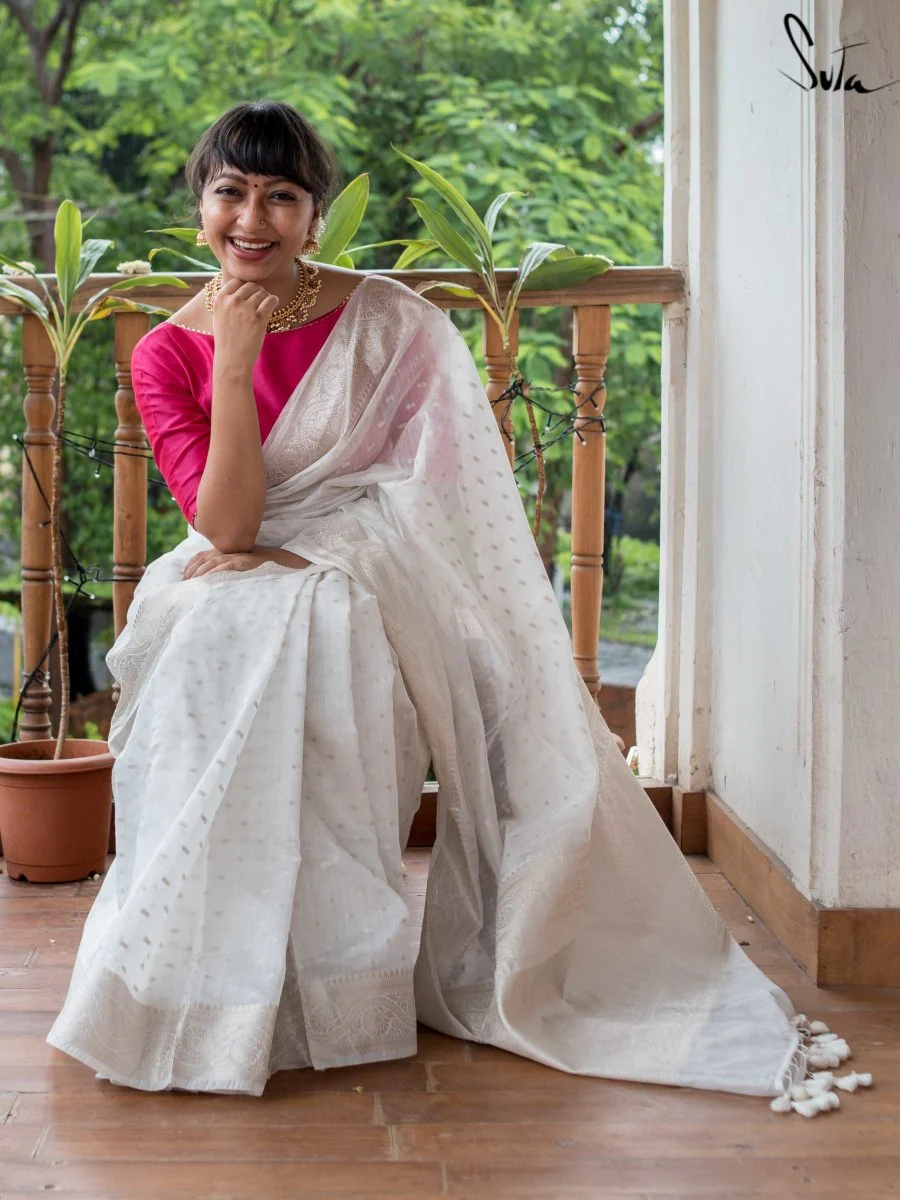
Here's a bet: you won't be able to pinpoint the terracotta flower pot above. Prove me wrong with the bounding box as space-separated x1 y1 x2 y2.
0 739 114 883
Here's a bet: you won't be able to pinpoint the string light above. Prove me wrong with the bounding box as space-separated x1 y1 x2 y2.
8 430 174 742
490 374 606 476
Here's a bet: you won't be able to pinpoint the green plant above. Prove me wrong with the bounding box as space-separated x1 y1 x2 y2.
392 145 614 542
0 203 185 757
0 695 16 744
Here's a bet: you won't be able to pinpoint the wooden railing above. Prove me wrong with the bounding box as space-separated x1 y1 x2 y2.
1 266 684 740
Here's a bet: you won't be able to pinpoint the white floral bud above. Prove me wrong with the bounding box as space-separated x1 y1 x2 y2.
2 260 36 276
116 260 152 275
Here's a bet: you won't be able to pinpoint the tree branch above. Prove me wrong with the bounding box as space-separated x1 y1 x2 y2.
612 108 663 156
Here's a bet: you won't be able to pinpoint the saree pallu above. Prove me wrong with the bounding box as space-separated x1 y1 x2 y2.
47 273 812 1100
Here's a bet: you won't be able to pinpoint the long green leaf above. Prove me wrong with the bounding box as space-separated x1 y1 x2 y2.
408 199 484 276
0 253 56 311
54 200 83 312
107 273 189 292
484 191 525 237
392 145 494 270
521 253 614 291
335 252 355 268
506 240 569 325
147 247 219 271
72 275 186 341
0 253 37 275
316 174 369 264
413 280 505 336
0 278 62 358
88 297 175 321
0 277 51 320
146 226 205 243
75 238 116 291
392 239 440 269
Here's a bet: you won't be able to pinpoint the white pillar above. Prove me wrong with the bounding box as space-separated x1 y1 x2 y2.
640 0 900 907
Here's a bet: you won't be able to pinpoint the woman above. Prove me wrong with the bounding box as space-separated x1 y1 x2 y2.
46 101 844 1111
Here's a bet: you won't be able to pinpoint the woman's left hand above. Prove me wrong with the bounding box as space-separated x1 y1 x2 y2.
182 548 272 580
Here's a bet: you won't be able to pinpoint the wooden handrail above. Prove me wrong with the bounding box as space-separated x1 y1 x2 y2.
5 265 684 738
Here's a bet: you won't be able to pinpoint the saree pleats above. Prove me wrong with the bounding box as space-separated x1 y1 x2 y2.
48 274 811 1100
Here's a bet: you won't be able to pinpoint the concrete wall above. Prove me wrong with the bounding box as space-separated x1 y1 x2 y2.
639 0 900 907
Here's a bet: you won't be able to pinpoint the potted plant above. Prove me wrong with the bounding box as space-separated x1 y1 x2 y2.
0 200 185 882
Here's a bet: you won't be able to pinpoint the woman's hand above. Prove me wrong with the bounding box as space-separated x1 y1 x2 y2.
182 544 311 580
210 278 280 370
182 548 272 579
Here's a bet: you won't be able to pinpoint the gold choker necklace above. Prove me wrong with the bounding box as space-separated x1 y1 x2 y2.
203 255 322 332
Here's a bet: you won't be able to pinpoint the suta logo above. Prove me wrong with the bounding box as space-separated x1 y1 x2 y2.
780 12 900 93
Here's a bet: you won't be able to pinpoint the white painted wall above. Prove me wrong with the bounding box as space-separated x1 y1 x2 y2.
639 0 900 907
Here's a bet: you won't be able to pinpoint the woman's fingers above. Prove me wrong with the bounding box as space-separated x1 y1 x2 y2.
194 558 239 577
183 551 222 579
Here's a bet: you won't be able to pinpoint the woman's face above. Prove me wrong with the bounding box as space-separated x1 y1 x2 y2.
199 165 317 278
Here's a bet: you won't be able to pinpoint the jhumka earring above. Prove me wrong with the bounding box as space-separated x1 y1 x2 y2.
195 227 208 246
300 214 324 257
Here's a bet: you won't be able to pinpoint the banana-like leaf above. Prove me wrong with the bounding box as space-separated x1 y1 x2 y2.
89 297 174 321
147 246 219 272
0 278 62 358
413 279 505 336
521 252 614 291
0 276 51 320
316 174 369 264
107 273 189 292
392 239 440 269
0 253 57 313
335 252 355 268
392 145 494 271
75 239 116 292
54 200 83 313
505 240 569 325
484 191 525 237
409 198 484 277
145 226 206 243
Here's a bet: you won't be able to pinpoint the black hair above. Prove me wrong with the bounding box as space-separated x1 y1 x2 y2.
183 100 341 221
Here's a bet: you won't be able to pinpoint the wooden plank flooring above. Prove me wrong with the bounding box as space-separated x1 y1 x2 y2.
1 848 898 1198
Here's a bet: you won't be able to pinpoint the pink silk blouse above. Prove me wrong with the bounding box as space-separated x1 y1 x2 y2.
129 297 351 529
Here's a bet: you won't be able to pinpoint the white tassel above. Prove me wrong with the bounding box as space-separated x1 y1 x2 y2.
792 1092 840 1118
771 1017 873 1116
808 1052 840 1069
834 1071 873 1092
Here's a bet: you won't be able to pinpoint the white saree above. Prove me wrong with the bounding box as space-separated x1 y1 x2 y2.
46 273 833 1105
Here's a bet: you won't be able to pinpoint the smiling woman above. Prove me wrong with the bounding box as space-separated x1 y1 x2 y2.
43 100 855 1118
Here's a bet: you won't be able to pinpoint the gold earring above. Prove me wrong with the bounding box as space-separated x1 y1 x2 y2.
196 227 208 246
301 215 323 257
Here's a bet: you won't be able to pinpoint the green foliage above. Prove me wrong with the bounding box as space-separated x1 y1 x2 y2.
0 694 15 744
0 0 664 574
607 535 660 601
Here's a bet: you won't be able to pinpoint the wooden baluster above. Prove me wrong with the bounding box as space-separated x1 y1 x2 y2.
18 315 57 739
111 314 150 704
483 309 517 468
570 305 610 703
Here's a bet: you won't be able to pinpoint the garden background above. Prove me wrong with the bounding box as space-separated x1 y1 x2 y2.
0 0 664 738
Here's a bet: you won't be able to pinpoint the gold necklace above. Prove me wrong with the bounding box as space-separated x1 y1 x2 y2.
203 256 322 332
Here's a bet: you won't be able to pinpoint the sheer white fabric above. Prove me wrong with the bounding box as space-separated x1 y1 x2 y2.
47 274 809 1099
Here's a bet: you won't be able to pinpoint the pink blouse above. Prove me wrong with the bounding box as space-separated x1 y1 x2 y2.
130 297 352 528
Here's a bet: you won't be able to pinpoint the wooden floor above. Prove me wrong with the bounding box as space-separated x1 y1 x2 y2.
1 848 898 1199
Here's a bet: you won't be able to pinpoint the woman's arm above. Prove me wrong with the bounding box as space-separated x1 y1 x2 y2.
193 360 267 553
